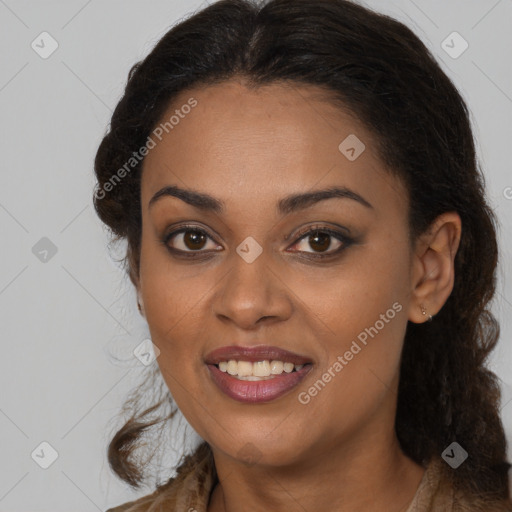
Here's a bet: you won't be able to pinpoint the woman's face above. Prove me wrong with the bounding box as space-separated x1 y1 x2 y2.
138 79 417 467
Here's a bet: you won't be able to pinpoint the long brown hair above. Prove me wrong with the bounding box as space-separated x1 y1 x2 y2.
93 0 511 502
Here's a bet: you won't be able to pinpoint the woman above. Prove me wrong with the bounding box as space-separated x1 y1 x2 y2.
94 0 512 510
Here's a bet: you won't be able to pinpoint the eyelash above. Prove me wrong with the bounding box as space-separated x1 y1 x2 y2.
161 223 353 260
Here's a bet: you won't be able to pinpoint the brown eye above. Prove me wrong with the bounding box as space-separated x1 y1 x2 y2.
292 230 344 254
306 231 332 253
182 230 208 250
288 226 353 258
163 227 219 253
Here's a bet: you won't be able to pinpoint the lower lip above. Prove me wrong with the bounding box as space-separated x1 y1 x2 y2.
207 364 312 403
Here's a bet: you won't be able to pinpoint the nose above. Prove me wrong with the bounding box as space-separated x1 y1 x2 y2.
212 248 293 330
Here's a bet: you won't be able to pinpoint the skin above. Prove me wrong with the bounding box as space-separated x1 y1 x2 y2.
136 79 461 512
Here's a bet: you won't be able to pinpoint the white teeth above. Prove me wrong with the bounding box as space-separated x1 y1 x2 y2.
253 360 271 377
270 360 284 374
283 362 294 373
216 359 307 378
237 361 253 377
237 375 274 381
227 360 238 375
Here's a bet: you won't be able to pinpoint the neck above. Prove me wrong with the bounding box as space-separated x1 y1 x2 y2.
208 424 425 512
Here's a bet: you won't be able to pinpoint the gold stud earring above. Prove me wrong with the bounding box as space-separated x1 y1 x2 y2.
420 303 433 322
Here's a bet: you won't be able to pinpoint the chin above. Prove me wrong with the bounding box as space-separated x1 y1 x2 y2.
217 431 308 468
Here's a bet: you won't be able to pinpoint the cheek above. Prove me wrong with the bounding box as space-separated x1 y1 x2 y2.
296 298 407 438
304 242 410 403
138 237 210 366
301 242 409 345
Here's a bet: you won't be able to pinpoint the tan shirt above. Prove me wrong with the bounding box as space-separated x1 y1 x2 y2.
106 446 512 512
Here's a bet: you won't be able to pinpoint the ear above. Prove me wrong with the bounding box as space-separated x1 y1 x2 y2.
407 212 462 323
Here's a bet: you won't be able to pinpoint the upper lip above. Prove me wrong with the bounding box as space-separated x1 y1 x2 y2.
204 345 313 365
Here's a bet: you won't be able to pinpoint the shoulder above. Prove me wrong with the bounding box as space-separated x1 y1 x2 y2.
452 484 512 512
453 493 512 512
104 477 178 512
407 457 512 512
105 503 135 512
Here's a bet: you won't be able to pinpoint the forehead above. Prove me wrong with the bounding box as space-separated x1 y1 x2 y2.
140 79 407 217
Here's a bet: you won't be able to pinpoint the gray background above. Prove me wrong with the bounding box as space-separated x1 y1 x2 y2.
0 0 511 510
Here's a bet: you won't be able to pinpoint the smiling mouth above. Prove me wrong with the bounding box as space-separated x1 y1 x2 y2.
213 360 311 380
207 361 313 403
204 345 314 402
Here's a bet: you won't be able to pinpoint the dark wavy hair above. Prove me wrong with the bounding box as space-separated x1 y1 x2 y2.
93 0 511 504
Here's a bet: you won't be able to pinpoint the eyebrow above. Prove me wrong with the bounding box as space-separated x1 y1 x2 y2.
148 184 373 215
